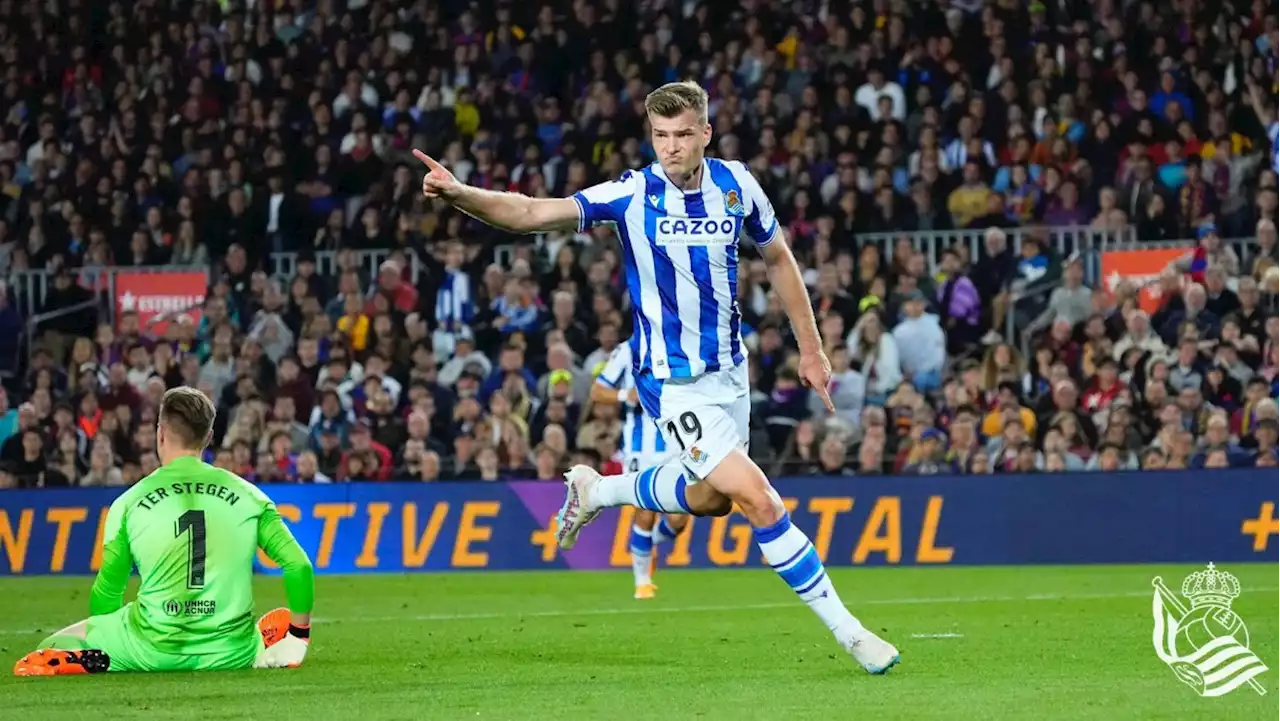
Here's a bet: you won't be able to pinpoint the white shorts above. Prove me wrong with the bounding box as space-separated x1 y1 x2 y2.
623 448 680 473
635 363 751 482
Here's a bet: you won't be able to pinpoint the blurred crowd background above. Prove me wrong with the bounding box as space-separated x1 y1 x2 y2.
0 0 1276 488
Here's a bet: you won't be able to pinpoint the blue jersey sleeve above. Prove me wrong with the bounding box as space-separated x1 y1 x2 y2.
727 162 780 247
571 172 637 232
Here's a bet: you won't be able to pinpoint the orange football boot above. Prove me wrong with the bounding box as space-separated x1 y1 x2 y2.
634 552 660 599
13 649 110 677
257 608 292 649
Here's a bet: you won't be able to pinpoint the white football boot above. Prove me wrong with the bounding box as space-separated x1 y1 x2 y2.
555 465 603 550
843 631 901 675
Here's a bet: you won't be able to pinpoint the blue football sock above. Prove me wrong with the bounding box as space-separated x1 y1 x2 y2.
651 517 680 545
754 512 865 639
594 463 693 514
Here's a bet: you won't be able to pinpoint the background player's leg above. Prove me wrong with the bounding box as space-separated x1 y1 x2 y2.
631 510 658 596
643 515 689 597
652 514 688 545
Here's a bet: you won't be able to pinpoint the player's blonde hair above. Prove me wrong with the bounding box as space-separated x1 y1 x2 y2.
160 386 217 450
645 81 709 124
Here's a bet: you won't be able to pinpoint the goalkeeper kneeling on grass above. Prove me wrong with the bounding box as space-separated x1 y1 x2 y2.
14 387 315 676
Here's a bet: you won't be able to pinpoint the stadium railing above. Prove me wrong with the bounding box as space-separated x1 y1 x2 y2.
1003 274 1064 348
854 224 1134 279
1000 234 1261 352
481 224 1135 299
2 243 510 324
6 270 52 320
3 266 208 326
268 249 424 285
0 233 1259 319
24 297 100 369
0 328 20 386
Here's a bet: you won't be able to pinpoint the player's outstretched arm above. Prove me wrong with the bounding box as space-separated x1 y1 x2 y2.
88 501 133 616
412 149 580 234
760 234 835 412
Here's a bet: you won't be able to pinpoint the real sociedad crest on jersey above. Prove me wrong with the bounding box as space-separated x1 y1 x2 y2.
724 189 745 215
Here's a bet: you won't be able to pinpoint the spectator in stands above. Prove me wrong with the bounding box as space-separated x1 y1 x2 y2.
1113 311 1168 362
0 389 17 448
892 291 946 392
1028 258 1092 337
848 313 902 406
947 160 992 229
1159 283 1222 345
811 344 864 432
81 444 123 487
935 248 982 354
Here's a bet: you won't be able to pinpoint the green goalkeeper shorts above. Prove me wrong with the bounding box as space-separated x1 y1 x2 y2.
47 604 263 672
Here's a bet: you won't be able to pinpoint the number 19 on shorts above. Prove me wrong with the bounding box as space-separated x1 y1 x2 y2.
665 412 703 451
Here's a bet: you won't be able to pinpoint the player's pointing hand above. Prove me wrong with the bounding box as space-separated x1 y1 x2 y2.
412 149 460 200
798 350 836 413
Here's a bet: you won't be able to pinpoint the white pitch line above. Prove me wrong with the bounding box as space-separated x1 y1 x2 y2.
0 587 1273 637
910 633 965 639
326 588 1270 626
309 586 1278 625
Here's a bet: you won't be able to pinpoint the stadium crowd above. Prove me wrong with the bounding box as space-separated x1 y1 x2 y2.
0 0 1276 488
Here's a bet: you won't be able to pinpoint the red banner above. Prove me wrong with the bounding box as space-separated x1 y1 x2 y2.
113 271 207 334
1100 248 1187 314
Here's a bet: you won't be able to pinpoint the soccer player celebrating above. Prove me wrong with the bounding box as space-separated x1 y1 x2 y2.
592 341 690 599
413 81 899 674
13 387 314 676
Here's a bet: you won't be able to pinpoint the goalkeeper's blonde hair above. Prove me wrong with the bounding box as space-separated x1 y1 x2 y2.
645 81 709 124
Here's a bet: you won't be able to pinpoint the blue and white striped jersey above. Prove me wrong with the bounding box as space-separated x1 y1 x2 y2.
572 158 779 380
434 269 473 331
596 343 667 467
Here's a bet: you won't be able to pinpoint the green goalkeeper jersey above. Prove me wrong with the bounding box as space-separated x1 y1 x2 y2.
88 455 314 657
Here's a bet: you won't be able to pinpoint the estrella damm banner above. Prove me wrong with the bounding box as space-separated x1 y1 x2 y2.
0 471 1276 576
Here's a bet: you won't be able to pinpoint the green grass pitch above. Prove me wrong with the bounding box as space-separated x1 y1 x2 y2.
0 565 1275 720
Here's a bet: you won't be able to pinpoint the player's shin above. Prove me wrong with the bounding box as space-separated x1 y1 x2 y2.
753 512 865 641
651 515 685 545
629 524 654 587
594 463 694 514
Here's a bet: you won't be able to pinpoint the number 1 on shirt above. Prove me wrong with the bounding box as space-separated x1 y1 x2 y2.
175 509 207 589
